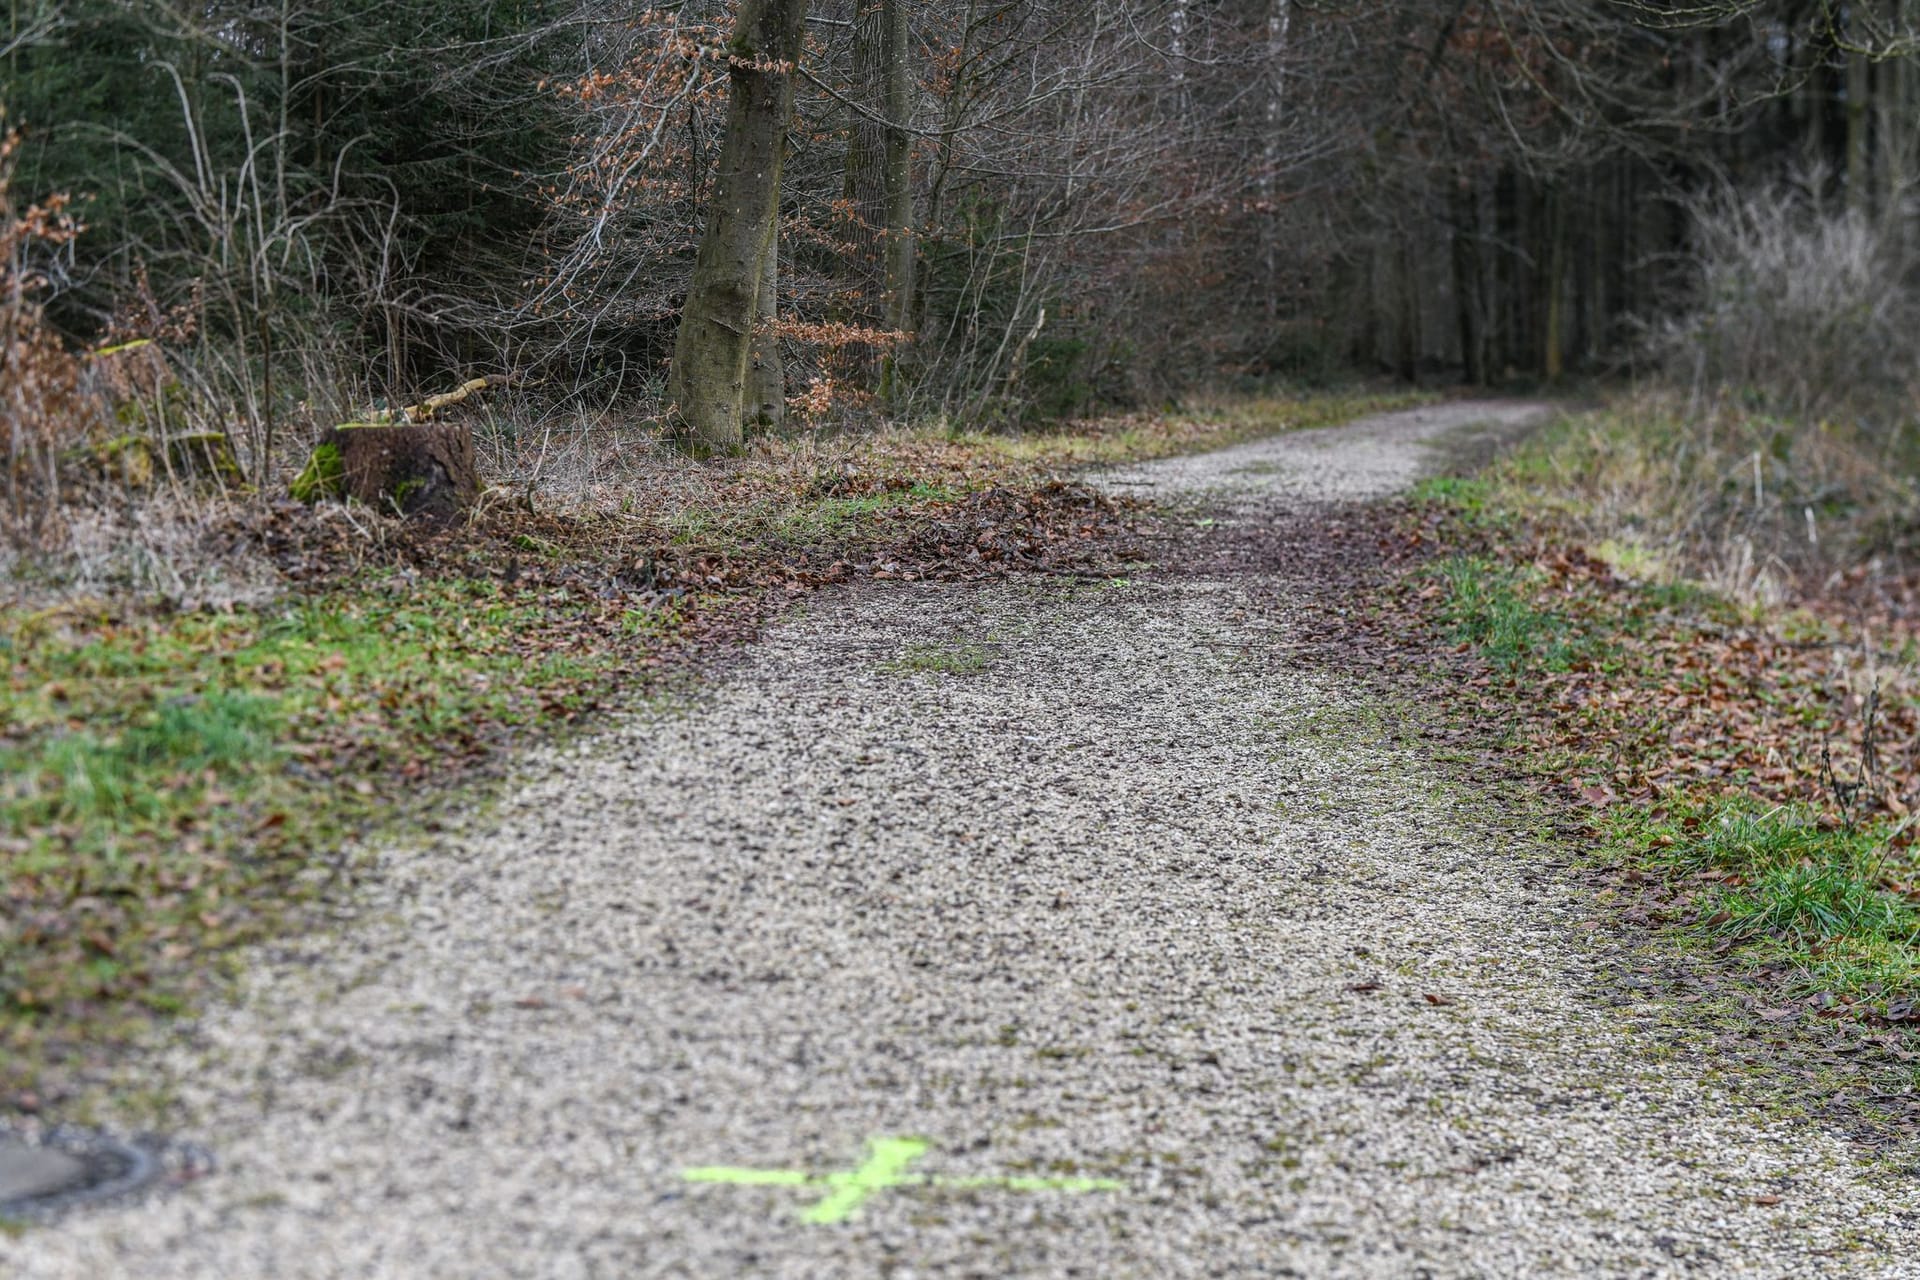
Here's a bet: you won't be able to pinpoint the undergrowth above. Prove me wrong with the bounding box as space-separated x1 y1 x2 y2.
1612 800 1920 1002
1485 389 1920 605
1429 556 1590 672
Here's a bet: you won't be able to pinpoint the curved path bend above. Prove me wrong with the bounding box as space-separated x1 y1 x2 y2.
8 400 1917 1278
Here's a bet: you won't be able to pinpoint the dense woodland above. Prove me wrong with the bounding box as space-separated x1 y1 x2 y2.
4 0 1920 467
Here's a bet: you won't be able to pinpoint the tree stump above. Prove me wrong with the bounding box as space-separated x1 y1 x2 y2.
291 422 478 519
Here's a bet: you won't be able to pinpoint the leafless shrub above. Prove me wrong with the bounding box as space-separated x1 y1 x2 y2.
472 394 672 513
1658 178 1920 426
2 75 440 602
2 122 95 553
109 74 406 480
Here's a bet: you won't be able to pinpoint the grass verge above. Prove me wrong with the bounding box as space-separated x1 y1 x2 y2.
2 576 669 1108
1609 800 1920 1003
1340 413 1920 1131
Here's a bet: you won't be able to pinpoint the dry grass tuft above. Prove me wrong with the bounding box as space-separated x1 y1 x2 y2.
1655 180 1920 426
1497 390 1920 608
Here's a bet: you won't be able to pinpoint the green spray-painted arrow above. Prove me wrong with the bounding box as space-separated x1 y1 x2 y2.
682 1135 1125 1224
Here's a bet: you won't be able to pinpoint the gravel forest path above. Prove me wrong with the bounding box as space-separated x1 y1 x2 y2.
9 401 1920 1278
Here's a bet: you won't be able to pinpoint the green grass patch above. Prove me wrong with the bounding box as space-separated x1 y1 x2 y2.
880 640 993 676
1430 556 1593 673
1407 474 1493 515
1612 799 1920 1000
775 482 962 540
660 480 964 554
620 599 685 639
0 577 662 1098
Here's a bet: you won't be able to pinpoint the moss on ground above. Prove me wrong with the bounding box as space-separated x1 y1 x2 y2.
880 639 994 676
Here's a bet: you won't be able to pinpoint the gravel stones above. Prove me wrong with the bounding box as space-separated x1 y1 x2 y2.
5 402 1918 1277
1098 399 1551 512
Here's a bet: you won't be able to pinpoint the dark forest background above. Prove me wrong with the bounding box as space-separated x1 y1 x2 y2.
5 0 1918 454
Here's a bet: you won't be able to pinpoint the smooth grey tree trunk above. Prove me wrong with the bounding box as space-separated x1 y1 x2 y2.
846 0 914 398
747 222 785 430
668 0 807 452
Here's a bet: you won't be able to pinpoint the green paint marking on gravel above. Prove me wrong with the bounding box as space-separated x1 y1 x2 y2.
681 1135 1126 1224
797 1136 927 1224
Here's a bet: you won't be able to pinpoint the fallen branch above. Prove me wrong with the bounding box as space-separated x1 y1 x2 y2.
343 374 511 428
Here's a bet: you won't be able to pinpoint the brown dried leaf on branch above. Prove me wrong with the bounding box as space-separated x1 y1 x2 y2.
2 124 93 547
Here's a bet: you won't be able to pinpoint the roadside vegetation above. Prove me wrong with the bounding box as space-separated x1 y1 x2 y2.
1371 176 1920 1074
2 580 631 1108
1377 387 1920 1116
10 0 1920 1154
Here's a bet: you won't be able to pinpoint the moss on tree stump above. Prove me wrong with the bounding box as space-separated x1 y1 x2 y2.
65 430 237 490
291 421 478 519
166 431 242 484
80 435 156 488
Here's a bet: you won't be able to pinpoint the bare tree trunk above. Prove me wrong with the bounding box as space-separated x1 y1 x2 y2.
1394 234 1419 382
1884 1 1918 255
1585 164 1608 367
1356 245 1382 370
1492 164 1517 374
1449 173 1485 385
668 0 807 453
879 0 914 336
1260 0 1292 326
922 0 979 244
1543 182 1566 382
844 0 887 306
747 220 785 430
1846 39 1872 214
846 0 914 398
1168 0 1186 83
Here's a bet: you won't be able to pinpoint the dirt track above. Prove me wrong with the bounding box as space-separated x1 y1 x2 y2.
9 401 1917 1278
